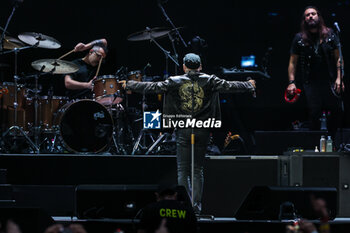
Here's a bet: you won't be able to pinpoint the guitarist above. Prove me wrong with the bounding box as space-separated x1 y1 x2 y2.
287 6 345 134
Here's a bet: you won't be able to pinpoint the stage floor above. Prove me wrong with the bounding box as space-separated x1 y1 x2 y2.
50 216 350 233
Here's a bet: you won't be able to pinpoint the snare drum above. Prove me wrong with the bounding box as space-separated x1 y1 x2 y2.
54 99 113 153
93 75 123 105
39 96 68 131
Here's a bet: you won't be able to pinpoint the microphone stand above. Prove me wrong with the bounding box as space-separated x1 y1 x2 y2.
190 73 195 208
335 26 346 151
158 3 187 48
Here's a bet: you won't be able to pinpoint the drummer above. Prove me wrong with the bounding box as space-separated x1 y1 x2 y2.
64 39 108 99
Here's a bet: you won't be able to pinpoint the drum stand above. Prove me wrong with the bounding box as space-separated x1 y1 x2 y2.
144 130 175 155
131 92 158 155
131 128 156 155
29 74 42 149
111 131 127 155
1 46 40 153
109 93 129 155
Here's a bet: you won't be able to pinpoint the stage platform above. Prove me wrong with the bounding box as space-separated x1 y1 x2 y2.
1 153 350 232
50 216 350 233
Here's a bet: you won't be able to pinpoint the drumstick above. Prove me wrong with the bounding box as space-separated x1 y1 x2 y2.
58 49 75 60
95 57 103 77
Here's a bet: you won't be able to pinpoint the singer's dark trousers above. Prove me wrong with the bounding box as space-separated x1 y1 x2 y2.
303 80 342 136
176 128 210 214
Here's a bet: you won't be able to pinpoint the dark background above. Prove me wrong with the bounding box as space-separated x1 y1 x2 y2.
0 0 349 151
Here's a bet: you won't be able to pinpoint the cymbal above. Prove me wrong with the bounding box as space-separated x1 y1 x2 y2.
127 27 172 41
18 32 61 49
3 36 26 49
31 59 79 74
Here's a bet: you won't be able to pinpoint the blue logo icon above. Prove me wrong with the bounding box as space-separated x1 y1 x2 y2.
143 110 162 129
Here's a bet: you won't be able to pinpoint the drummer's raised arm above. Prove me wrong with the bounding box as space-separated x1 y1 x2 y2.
74 39 107 52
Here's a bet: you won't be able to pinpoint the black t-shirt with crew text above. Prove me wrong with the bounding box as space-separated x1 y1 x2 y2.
138 199 197 233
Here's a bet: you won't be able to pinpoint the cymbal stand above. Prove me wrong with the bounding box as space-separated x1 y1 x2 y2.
110 86 128 155
0 26 10 37
334 24 346 151
0 1 19 52
131 91 156 155
1 45 40 153
32 73 42 150
168 33 179 75
148 30 178 78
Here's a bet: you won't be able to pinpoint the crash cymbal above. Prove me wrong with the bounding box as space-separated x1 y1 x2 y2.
31 59 79 74
127 27 172 41
18 32 61 49
2 36 26 49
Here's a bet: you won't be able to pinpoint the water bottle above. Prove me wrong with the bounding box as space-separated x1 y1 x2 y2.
326 136 333 152
320 135 326 152
320 111 327 131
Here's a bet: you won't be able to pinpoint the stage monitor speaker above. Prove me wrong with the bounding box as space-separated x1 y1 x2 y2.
235 186 337 220
0 207 55 233
76 184 191 219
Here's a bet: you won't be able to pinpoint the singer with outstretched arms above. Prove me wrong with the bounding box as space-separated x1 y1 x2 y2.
287 6 345 136
122 53 255 214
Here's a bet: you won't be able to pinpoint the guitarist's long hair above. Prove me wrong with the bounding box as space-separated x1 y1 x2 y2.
300 6 331 45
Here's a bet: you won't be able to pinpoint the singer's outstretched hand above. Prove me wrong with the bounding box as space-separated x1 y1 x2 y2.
119 80 127 89
248 79 256 89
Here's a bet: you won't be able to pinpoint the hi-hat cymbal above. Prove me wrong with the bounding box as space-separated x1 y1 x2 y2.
127 27 173 41
18 32 61 49
3 36 26 49
31 59 79 74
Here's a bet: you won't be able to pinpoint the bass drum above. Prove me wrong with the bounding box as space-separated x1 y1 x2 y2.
55 100 113 153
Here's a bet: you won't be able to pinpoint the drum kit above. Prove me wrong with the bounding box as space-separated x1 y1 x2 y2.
0 26 179 154
0 32 75 153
